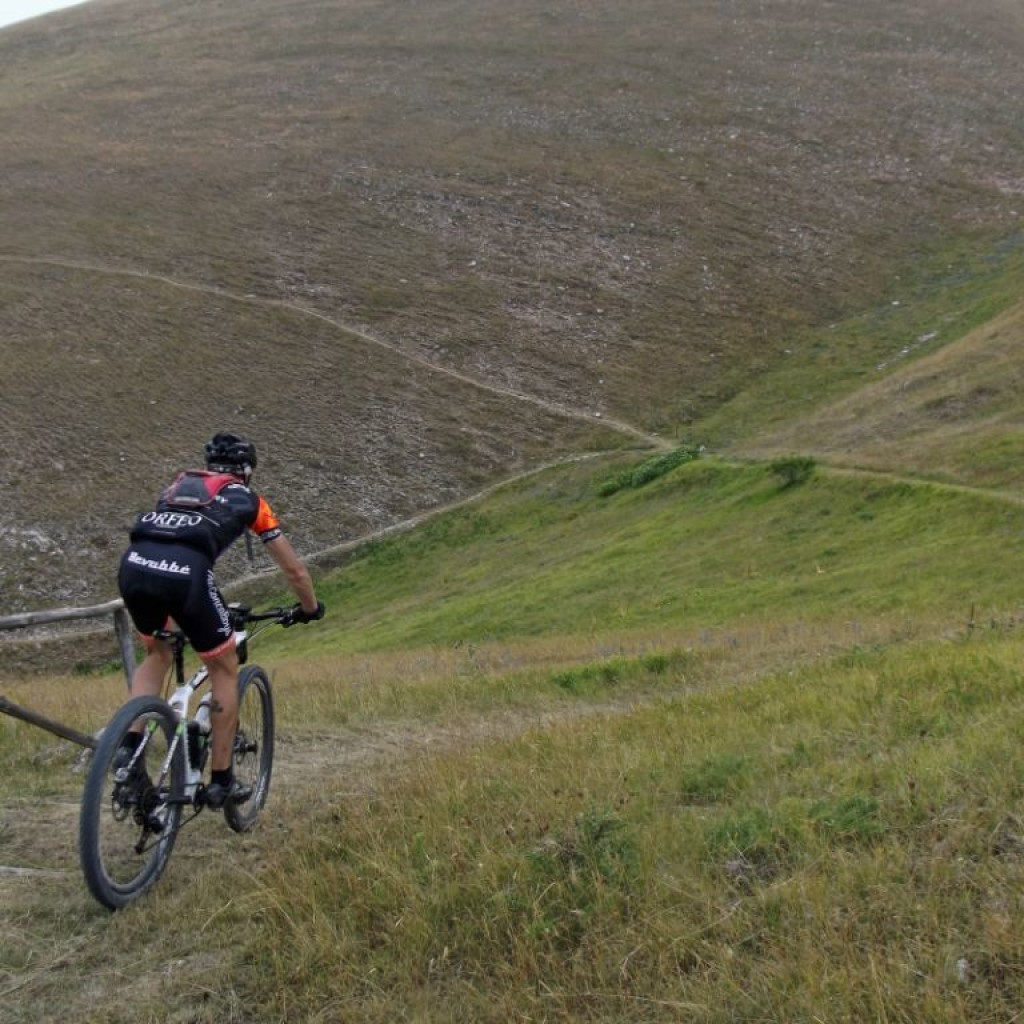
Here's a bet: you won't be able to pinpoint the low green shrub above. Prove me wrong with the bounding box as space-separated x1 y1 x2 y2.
769 454 817 488
597 446 701 497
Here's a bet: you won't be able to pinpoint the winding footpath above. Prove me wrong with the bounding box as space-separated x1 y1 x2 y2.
0 253 670 451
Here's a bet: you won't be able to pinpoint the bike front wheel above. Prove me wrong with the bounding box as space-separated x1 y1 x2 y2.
224 664 275 833
79 696 185 910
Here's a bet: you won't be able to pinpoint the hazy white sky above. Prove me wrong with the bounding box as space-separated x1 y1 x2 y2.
0 0 89 30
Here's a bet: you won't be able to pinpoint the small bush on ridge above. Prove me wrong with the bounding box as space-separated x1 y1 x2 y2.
598 446 702 497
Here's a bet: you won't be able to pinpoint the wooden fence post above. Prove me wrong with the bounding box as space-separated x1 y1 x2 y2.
112 606 136 689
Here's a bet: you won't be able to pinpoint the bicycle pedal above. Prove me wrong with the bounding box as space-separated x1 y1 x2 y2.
204 780 252 809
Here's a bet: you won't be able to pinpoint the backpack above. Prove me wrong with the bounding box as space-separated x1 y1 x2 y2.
160 470 239 510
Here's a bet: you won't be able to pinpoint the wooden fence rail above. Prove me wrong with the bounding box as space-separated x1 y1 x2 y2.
0 598 136 749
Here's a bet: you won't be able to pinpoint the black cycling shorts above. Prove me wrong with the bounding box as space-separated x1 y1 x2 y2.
118 541 234 659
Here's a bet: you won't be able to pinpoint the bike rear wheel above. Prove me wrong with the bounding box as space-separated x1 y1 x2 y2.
79 696 184 910
224 664 275 833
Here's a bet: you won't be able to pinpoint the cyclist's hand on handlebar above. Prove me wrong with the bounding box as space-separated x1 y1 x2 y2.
283 601 325 626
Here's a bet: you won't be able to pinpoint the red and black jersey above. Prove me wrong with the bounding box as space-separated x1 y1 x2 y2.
129 470 282 561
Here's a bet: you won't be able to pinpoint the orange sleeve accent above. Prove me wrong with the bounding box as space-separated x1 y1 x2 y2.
252 496 282 539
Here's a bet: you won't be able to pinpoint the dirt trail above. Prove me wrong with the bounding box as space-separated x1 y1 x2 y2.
0 689 652 886
0 253 669 452
0 693 654 1023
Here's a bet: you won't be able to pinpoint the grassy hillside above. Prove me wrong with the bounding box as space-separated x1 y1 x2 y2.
2 0 1024 610
298 453 1023 652
4 453 1024 1021
4 0 1024 1019
733 295 1024 490
695 238 1024 461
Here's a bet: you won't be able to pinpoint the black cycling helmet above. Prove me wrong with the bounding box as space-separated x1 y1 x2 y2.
204 432 257 474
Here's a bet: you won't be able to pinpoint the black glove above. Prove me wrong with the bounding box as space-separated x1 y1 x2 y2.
289 600 325 625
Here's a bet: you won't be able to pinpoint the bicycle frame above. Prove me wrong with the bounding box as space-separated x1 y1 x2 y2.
163 654 212 804
115 639 216 817
119 610 274 812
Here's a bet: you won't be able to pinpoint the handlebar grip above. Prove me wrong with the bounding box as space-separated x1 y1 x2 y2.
286 601 325 625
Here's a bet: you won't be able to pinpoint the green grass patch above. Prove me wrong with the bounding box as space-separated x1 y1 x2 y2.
213 630 1024 1022
291 456 1024 656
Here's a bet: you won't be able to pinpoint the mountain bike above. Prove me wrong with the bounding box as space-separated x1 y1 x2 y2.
79 604 293 910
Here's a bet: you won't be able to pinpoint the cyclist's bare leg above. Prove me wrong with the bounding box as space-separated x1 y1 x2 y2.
122 639 173 737
131 639 173 699
204 647 240 773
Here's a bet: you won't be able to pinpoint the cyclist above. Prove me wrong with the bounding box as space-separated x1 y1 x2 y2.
117 432 325 807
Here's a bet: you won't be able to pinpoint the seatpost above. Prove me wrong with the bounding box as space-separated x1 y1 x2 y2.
172 638 186 684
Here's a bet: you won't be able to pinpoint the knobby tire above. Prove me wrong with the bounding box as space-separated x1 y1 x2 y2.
223 664 274 833
79 696 185 910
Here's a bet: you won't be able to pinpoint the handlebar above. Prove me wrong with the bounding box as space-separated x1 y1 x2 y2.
232 606 291 625
228 604 291 631
228 602 325 631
